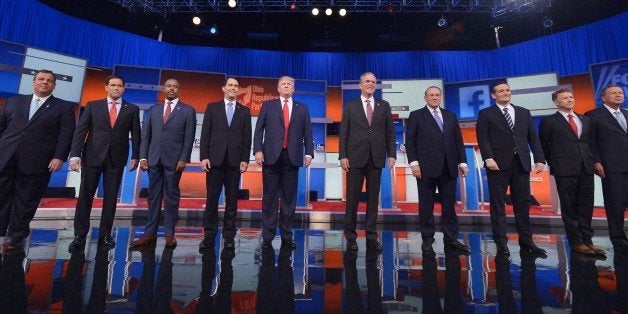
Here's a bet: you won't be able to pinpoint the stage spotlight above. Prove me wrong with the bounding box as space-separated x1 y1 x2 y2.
290 2 297 10
228 0 236 8
339 8 347 16
325 8 332 16
312 8 319 16
542 16 553 29
437 15 448 27
209 24 217 34
192 16 201 25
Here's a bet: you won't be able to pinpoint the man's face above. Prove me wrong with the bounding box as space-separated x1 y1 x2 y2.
554 91 575 112
359 73 377 97
424 87 442 109
222 78 239 100
32 72 56 97
105 78 125 99
277 78 295 98
163 79 180 100
602 86 625 107
491 84 511 105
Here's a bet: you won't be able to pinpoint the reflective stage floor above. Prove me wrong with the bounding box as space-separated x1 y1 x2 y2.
1 222 626 313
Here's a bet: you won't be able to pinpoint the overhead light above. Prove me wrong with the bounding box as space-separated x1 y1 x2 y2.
312 8 319 16
339 8 347 16
192 16 201 25
325 8 332 16
437 15 448 27
542 16 553 29
209 24 217 34
290 2 297 10
228 0 236 8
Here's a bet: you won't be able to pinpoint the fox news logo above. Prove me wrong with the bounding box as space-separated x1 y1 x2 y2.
594 64 628 102
458 85 491 118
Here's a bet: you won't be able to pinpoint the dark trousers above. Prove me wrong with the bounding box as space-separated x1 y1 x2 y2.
0 152 50 239
486 155 533 244
261 149 298 241
344 155 382 241
554 169 594 246
204 162 241 241
417 162 458 243
145 161 182 237
601 171 628 247
73 155 124 238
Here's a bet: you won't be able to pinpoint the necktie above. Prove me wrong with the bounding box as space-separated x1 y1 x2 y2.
614 111 628 132
503 107 514 130
282 100 290 149
163 101 172 124
226 102 234 126
29 97 41 120
109 101 118 127
567 114 579 137
366 100 373 125
433 109 444 131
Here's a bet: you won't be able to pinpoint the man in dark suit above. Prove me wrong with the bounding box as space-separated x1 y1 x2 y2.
254 76 313 251
67 75 141 252
585 84 628 254
476 82 546 257
198 77 252 252
0 69 75 249
539 88 603 256
339 72 396 252
405 86 470 255
131 78 196 249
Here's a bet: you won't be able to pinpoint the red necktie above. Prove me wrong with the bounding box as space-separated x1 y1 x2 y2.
163 101 172 124
109 101 118 127
366 99 373 125
282 100 290 149
568 114 578 137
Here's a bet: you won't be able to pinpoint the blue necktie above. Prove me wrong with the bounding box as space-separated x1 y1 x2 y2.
614 111 627 132
433 109 443 131
227 102 234 126
29 97 41 120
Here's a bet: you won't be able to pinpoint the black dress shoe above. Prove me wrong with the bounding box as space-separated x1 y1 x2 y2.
98 235 115 249
224 240 235 250
198 238 215 252
261 240 273 250
367 240 382 252
520 241 547 259
68 237 86 253
346 240 358 252
496 242 510 256
421 243 435 255
445 241 471 255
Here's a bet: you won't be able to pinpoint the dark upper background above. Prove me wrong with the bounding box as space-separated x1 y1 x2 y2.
39 0 626 52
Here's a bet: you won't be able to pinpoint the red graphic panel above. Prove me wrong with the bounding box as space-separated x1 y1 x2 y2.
158 70 225 113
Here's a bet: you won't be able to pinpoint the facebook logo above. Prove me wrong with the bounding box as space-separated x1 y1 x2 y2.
459 85 490 118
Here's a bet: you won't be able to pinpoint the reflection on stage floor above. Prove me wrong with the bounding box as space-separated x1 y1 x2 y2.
0 224 625 313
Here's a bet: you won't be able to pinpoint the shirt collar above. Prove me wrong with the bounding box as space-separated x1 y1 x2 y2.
603 103 623 113
165 98 179 106
280 97 292 104
224 98 236 105
33 94 52 103
361 95 374 104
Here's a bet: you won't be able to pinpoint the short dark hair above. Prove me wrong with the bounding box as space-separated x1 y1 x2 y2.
424 86 442 96
33 69 56 84
491 81 509 94
601 83 622 96
105 75 125 86
224 77 239 86
551 88 573 102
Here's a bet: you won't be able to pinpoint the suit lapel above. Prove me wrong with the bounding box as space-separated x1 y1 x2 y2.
218 102 230 128
422 107 442 133
164 102 182 124
112 101 129 129
601 108 626 133
357 100 369 126
492 105 511 130
21 95 31 120
27 95 54 125
553 112 578 139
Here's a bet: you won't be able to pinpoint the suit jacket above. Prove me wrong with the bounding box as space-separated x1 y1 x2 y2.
253 99 313 166
585 106 628 173
405 106 466 178
476 104 545 171
140 101 196 167
539 111 594 176
0 94 75 174
339 98 396 168
199 101 251 167
69 99 141 168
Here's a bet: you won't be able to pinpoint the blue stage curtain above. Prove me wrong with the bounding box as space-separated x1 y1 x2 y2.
1 0 626 85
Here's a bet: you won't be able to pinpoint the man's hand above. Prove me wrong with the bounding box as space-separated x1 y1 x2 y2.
534 162 545 174
201 159 211 172
594 162 605 179
49 158 63 172
485 159 499 171
459 164 468 177
129 159 139 171
175 161 186 173
387 157 396 169
240 161 248 173
69 159 81 172
255 152 264 165
340 158 350 172
304 156 312 167
411 164 422 179
139 160 148 171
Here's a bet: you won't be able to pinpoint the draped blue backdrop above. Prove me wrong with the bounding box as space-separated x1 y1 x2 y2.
0 0 626 85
